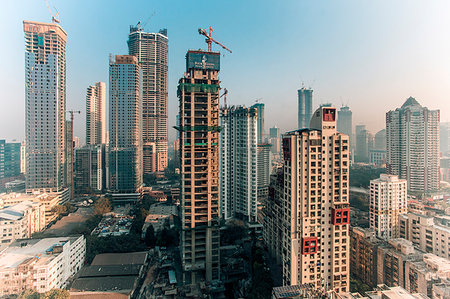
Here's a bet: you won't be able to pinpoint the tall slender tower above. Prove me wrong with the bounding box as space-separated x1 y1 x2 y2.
128 26 168 174
178 50 221 284
386 97 440 193
109 55 143 194
281 107 350 292
298 87 313 129
86 82 107 145
337 106 352 146
252 103 265 143
220 106 258 222
24 21 66 192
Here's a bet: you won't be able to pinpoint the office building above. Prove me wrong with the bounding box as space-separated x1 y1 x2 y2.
337 106 353 147
220 106 258 222
86 82 107 145
0 141 21 179
280 107 350 292
370 174 407 239
178 50 221 284
399 213 450 259
269 126 281 154
109 55 143 194
297 87 313 129
0 201 45 245
24 21 67 193
0 236 85 296
386 97 440 193
128 26 168 174
74 144 107 194
252 102 265 143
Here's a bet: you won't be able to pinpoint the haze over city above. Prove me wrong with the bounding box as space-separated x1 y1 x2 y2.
1 0 449 143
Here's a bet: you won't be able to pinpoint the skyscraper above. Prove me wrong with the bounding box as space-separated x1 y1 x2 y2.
109 55 143 194
86 82 106 145
297 87 313 129
337 106 352 146
280 106 350 292
355 127 370 163
440 122 450 155
178 50 221 284
269 126 281 154
252 102 265 143
220 106 258 222
370 174 407 240
128 26 168 174
75 144 107 193
24 21 67 192
386 97 440 193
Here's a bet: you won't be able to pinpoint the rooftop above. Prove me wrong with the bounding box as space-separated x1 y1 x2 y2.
91 252 147 266
0 201 40 221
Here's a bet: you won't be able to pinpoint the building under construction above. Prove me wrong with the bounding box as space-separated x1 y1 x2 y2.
177 50 222 285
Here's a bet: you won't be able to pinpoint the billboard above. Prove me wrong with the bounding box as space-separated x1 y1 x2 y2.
186 51 220 71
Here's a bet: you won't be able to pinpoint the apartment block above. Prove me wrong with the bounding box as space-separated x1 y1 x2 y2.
220 106 258 222
24 21 67 193
128 26 168 174
74 144 107 194
86 82 107 145
109 55 143 194
252 102 265 143
0 236 85 296
399 213 450 260
280 107 350 292
0 201 45 245
178 50 221 284
386 97 440 193
370 174 407 239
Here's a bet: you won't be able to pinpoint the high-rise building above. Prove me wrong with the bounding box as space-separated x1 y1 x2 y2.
280 107 350 292
355 125 371 163
220 106 258 222
0 141 21 179
386 97 440 193
370 129 387 167
109 55 143 194
75 145 107 194
257 143 271 202
252 102 265 143
128 26 168 174
337 106 352 146
86 82 107 145
65 119 74 200
370 174 407 239
269 126 281 154
24 21 67 193
440 122 450 155
297 87 313 129
178 50 221 284
374 129 386 150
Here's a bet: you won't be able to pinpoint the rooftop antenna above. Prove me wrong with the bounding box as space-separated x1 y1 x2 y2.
44 0 60 23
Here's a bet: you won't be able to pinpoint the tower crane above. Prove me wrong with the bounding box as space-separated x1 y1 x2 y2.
67 110 80 122
44 0 60 23
198 27 232 53
220 88 228 108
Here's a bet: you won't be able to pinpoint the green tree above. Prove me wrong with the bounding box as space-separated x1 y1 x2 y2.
41 289 70 299
93 197 112 215
145 224 156 247
51 205 66 216
63 202 76 213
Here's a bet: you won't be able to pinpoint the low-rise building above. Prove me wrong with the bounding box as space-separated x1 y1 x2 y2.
0 201 45 245
141 203 177 237
399 213 450 260
0 236 85 296
365 285 430 299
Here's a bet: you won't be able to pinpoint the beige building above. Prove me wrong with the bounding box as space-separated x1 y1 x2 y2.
370 174 407 239
86 82 107 146
0 191 69 225
178 50 221 285
399 213 450 260
0 201 45 245
280 107 350 292
0 236 85 296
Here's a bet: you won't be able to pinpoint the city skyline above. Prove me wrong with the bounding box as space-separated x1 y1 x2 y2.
1 0 449 143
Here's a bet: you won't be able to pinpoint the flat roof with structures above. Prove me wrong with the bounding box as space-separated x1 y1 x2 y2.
91 251 147 266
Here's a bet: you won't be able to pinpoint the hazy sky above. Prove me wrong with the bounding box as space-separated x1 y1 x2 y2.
1 0 449 144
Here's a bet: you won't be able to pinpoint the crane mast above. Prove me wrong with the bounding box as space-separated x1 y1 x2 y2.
198 27 232 53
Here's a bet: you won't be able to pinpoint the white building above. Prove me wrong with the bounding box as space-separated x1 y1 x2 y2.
86 82 107 146
386 97 440 193
24 21 67 193
370 174 407 239
281 107 350 292
400 213 450 260
0 201 45 245
220 106 258 222
0 236 85 296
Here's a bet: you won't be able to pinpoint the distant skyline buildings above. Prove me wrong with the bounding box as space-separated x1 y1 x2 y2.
297 87 313 129
337 106 353 146
128 26 168 174
86 82 106 146
386 97 440 193
24 21 67 193
108 55 143 193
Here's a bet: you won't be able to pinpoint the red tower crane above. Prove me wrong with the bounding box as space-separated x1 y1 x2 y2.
198 27 232 53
